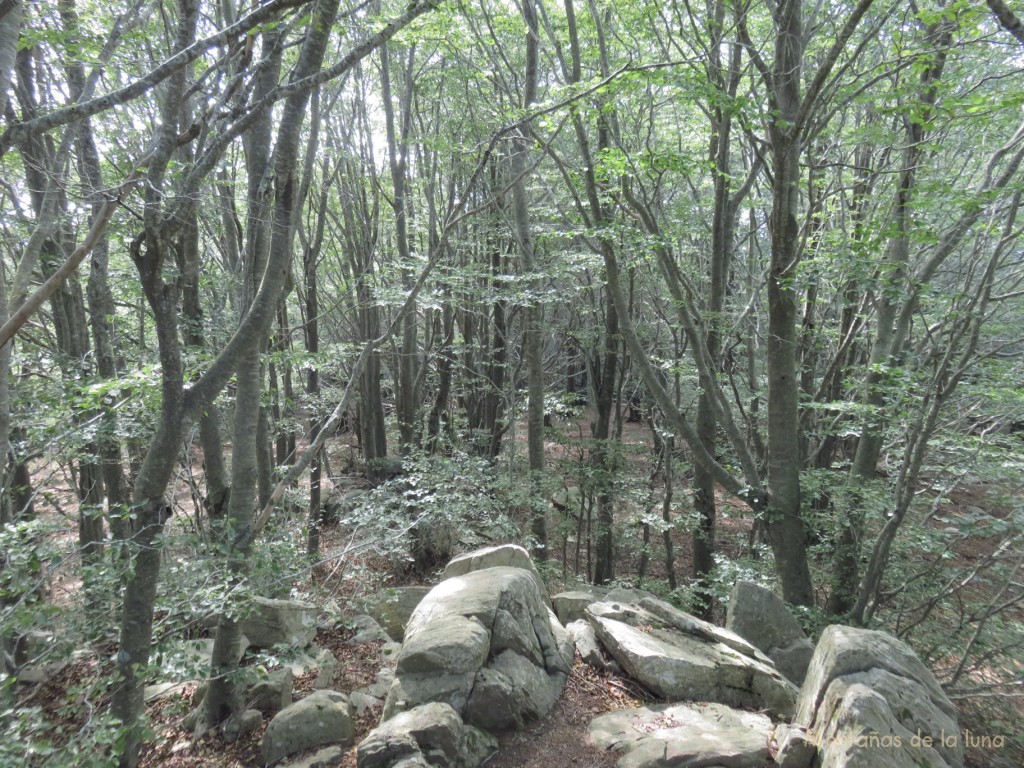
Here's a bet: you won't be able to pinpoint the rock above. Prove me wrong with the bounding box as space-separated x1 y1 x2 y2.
280 745 344 768
348 614 393 645
586 601 797 717
796 626 957 726
771 637 816 686
222 708 262 743
566 619 608 669
816 684 952 768
313 647 339 689
589 701 773 768
381 642 402 663
366 587 431 642
466 649 562 730
457 725 498 768
248 668 294 714
726 580 813 684
442 544 551 606
261 690 354 765
144 681 191 702
552 589 608 625
358 702 463 768
552 585 656 626
240 597 317 650
359 667 395 700
383 566 569 731
775 724 817 768
350 691 383 715
794 625 963 768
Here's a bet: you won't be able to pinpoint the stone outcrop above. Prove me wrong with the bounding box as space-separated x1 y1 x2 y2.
589 702 773 768
726 580 814 685
261 689 354 765
585 597 798 717
240 597 318 650
382 565 572 730
781 625 962 768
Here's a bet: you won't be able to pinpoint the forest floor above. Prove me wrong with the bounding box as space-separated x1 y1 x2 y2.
10 411 1024 768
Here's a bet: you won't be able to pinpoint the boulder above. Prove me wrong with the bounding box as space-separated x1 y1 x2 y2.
358 702 496 768
348 614 394 645
816 684 952 768
261 690 354 765
585 600 797 717
359 702 463 768
589 701 773 768
222 708 262 743
240 597 317 650
553 589 607 625
383 565 571 732
366 587 431 642
726 580 814 684
442 544 551 606
248 667 294 714
793 625 963 768
796 626 957 726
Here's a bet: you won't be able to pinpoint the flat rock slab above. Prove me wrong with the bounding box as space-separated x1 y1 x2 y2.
589 702 773 768
586 602 797 717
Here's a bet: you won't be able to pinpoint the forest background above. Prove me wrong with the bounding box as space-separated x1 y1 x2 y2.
1 0 1023 766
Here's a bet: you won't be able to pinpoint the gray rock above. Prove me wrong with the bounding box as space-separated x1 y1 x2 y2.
815 671 961 768
552 589 606 625
589 701 773 768
726 580 807 651
241 597 317 650
366 587 431 642
358 702 463 768
586 601 797 717
248 668 294 714
349 691 383 715
442 544 551 606
144 681 191 702
815 684 952 768
348 614 394 645
261 690 354 765
457 725 498 768
280 745 344 768
775 724 817 768
383 614 490 717
222 708 262 743
383 566 568 730
548 609 576 671
726 581 813 684
566 619 607 669
313 647 339 689
770 637 816 686
794 626 963 768
795 625 957 726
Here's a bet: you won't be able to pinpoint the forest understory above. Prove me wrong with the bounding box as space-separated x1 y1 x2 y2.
8 414 1023 768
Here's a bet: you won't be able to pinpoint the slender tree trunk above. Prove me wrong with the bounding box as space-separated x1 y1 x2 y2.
512 0 546 555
